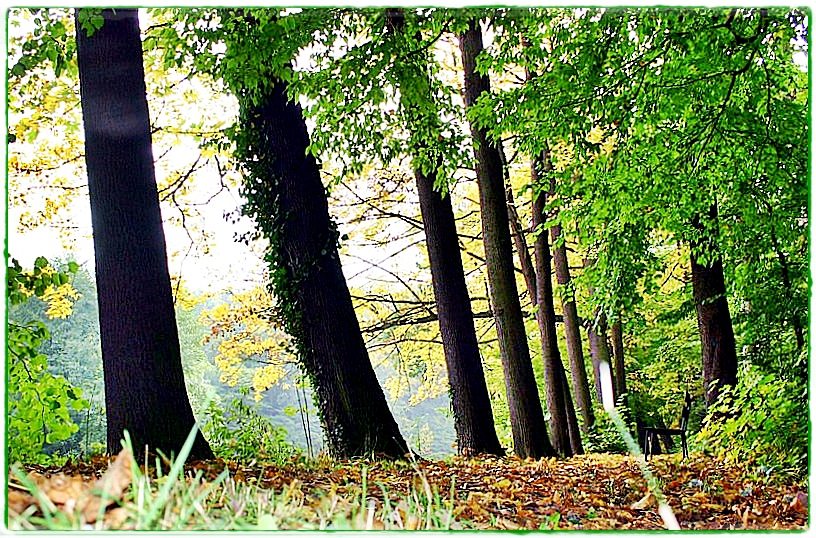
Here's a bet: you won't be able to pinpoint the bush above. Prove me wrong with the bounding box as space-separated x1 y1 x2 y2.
695 363 807 481
203 388 300 463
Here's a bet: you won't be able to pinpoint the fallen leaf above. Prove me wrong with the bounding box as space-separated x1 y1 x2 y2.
789 492 808 515
80 448 133 523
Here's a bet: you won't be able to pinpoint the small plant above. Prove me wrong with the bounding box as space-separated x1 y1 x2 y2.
202 387 300 463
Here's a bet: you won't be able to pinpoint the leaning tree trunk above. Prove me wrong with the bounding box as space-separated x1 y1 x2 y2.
415 169 505 456
459 17 554 459
75 8 212 460
385 7 503 457
691 204 738 408
234 75 408 458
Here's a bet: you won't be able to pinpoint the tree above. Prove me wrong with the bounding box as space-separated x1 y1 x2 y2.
691 204 738 407
531 159 576 456
75 8 212 459
459 16 554 459
220 9 409 458
384 7 503 457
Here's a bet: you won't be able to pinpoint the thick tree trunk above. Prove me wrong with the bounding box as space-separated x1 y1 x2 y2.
459 18 554 458
532 173 572 457
385 7 503 457
236 78 408 458
415 169 505 456
610 319 628 405
691 205 738 408
75 8 212 460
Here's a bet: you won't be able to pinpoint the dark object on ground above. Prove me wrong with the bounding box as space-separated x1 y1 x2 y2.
644 391 692 460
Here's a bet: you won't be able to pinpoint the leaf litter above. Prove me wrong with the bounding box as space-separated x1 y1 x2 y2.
8 451 807 530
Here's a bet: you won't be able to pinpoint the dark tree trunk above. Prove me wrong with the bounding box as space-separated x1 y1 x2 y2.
75 8 212 460
236 79 408 458
548 192 595 433
610 319 628 405
506 163 581 455
691 205 738 408
385 7 503 457
531 168 572 457
459 18 554 459
415 169 505 456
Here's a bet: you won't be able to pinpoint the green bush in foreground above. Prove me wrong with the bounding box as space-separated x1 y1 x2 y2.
695 362 808 481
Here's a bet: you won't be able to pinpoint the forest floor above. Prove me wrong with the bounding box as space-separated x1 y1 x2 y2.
8 450 808 531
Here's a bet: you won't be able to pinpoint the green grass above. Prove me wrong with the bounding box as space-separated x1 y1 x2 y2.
8 426 468 531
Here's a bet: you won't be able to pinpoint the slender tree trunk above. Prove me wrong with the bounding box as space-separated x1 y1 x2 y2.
384 7 503 456
459 18 554 458
532 167 572 457
610 319 627 405
415 169 505 456
691 204 738 408
234 74 408 458
75 8 212 460
507 184 582 455
547 172 595 432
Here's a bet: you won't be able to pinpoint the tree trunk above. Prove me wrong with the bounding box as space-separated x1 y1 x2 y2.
610 319 627 405
75 8 212 460
507 184 582 454
691 204 738 408
235 76 408 458
385 7 503 457
531 168 572 457
459 18 554 459
548 189 595 433
415 169 505 456
551 232 596 431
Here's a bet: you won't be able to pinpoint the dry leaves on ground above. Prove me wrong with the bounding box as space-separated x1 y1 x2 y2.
8 451 808 530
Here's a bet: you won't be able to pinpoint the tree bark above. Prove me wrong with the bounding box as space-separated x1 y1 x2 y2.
532 169 572 457
541 162 595 434
235 72 408 458
385 7 503 457
75 8 212 460
415 170 505 456
610 319 628 405
690 204 738 408
550 222 595 432
459 18 554 458
506 163 582 455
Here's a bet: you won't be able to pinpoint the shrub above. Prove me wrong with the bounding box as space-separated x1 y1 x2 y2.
203 388 300 463
695 363 807 481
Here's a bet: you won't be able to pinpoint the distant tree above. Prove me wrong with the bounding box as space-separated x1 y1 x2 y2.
75 8 212 459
